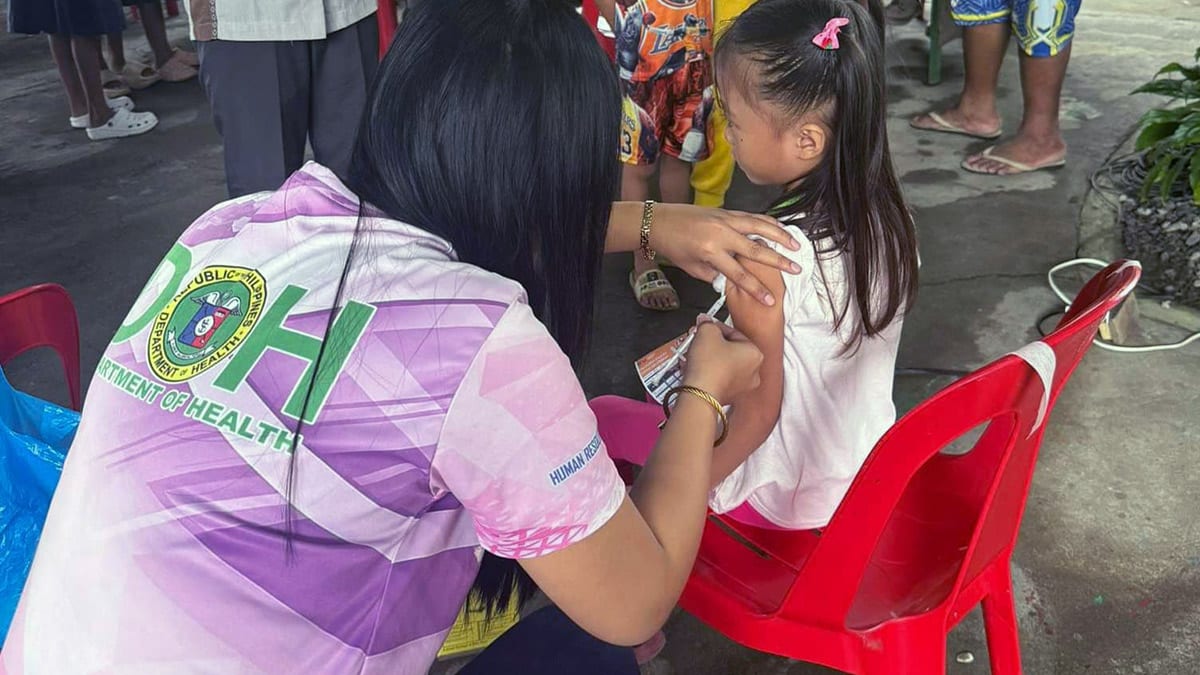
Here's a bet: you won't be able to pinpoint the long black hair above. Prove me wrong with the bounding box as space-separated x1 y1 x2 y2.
329 0 621 616
715 0 918 350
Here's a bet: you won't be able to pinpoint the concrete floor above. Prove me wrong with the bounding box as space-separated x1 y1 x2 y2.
2 2 1198 673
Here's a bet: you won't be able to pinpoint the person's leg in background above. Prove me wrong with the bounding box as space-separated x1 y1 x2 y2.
689 0 755 208
658 155 692 205
71 29 158 138
197 39 310 197
910 0 1010 139
48 34 91 120
135 1 198 79
69 34 116 127
459 605 638 675
626 157 679 310
108 2 162 89
962 0 1078 174
623 82 681 312
309 13 379 179
134 1 172 67
105 29 126 71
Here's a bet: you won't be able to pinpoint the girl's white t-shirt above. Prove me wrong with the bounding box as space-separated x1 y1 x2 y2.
709 222 903 530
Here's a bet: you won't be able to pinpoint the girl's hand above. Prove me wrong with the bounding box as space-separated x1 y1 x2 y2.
682 319 763 404
649 204 802 307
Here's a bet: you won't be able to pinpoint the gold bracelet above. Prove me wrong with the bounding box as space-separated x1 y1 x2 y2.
639 200 657 262
662 385 728 446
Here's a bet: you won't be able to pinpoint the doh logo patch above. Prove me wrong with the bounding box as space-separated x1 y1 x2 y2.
149 266 266 382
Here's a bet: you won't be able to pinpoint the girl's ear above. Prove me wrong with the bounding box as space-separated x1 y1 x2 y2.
793 123 828 162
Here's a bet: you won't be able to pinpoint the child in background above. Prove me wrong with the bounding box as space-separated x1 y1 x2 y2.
689 0 755 209
607 0 716 311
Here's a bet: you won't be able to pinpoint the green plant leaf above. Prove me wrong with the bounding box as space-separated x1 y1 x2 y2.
1133 80 1184 98
1138 107 1190 126
1136 121 1180 150
1190 153 1200 205
1154 62 1200 81
1175 119 1200 145
1161 156 1187 201
1140 158 1168 203
1157 62 1185 76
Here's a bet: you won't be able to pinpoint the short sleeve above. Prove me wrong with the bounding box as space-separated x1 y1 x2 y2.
431 303 626 560
712 223 819 318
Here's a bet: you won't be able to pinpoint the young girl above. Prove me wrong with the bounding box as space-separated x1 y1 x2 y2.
699 0 918 531
704 0 919 530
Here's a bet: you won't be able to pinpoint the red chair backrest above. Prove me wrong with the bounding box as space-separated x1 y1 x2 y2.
378 0 398 59
377 1 618 61
0 284 82 411
581 0 618 61
778 261 1140 630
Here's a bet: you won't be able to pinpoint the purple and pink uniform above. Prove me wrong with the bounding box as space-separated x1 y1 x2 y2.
2 163 625 674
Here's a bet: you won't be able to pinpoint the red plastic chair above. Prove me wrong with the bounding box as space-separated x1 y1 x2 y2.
581 0 618 62
593 260 1141 674
377 0 398 60
0 284 82 411
378 1 618 62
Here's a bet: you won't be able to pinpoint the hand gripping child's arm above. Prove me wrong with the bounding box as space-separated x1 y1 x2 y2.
709 255 787 487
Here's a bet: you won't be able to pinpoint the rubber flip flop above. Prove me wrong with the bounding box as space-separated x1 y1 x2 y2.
121 61 162 90
961 146 1067 176
910 112 1003 140
157 53 198 83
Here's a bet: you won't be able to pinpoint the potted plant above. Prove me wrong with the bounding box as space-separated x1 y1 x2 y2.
1133 47 1200 205
1123 47 1200 308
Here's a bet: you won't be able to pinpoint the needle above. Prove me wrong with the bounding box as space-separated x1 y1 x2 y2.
647 293 727 388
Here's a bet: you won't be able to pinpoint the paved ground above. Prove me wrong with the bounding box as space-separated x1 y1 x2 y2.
1 2 1197 673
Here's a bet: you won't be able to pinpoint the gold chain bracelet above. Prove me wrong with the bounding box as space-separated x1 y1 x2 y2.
662 385 728 446
639 200 657 262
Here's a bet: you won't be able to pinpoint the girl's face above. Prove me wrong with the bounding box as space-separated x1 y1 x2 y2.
719 72 829 188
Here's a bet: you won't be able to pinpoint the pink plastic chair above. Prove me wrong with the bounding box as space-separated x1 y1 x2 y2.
0 284 82 411
593 260 1141 674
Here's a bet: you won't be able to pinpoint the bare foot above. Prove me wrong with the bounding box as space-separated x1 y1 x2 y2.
911 107 1002 139
962 134 1067 176
631 258 679 312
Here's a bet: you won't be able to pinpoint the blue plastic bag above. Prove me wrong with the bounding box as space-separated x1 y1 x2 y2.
0 366 78 643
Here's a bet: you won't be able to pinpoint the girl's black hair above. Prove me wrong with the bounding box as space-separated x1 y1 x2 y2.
287 0 621 617
715 0 918 350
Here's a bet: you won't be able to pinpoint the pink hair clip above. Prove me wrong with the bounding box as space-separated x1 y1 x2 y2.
812 17 851 50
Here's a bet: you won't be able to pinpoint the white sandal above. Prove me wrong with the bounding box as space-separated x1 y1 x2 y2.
69 96 135 129
121 61 161 90
86 107 159 140
100 69 131 98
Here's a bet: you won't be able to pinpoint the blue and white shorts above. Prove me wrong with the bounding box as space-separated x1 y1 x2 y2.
950 0 1082 57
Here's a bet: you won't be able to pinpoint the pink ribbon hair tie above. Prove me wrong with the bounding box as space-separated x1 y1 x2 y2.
812 17 851 50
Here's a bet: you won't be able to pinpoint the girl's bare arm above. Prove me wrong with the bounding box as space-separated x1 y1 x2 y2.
709 258 787 485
